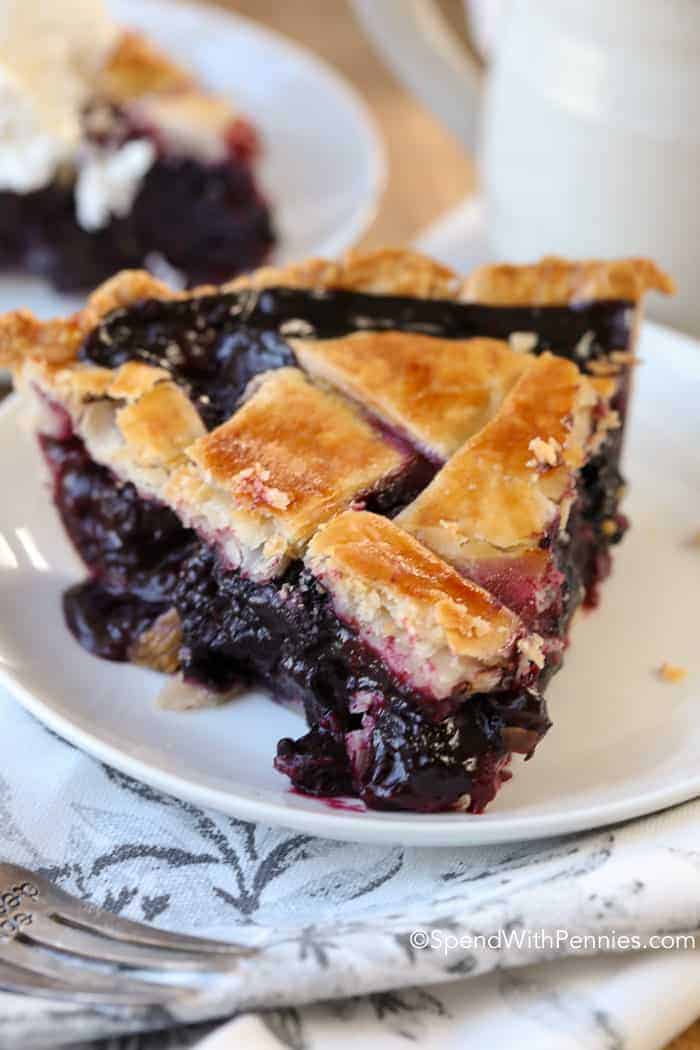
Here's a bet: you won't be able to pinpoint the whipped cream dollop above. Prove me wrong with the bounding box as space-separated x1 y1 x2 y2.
76 138 157 230
0 0 120 193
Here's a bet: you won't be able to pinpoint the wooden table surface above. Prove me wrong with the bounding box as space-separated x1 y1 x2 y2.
213 1 698 1044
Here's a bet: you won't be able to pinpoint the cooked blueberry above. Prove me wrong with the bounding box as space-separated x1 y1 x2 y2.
275 718 354 798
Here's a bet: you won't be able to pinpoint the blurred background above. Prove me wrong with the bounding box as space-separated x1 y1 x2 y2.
222 0 475 247
2 0 695 328
216 0 698 333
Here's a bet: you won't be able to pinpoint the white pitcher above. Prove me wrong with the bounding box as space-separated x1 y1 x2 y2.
351 0 700 333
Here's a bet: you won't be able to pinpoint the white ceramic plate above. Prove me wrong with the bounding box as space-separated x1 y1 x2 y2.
0 322 698 846
0 0 386 321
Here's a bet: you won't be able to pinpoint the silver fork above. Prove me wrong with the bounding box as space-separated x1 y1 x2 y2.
0 863 256 1006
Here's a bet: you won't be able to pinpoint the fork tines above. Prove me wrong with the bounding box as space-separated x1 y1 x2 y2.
0 863 255 1005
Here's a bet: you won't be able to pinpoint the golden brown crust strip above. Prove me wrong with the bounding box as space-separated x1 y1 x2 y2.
291 331 530 460
223 248 461 298
97 30 195 103
397 352 603 556
460 256 675 305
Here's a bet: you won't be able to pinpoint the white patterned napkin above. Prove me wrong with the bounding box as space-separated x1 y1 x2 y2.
1 685 699 1050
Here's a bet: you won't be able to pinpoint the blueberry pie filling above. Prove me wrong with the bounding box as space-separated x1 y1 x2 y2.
1 250 673 813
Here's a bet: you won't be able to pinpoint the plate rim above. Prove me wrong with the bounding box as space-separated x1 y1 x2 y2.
3 645 700 847
2 320 700 847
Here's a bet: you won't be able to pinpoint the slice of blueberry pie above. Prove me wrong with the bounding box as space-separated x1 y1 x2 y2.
0 249 673 813
0 0 274 291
